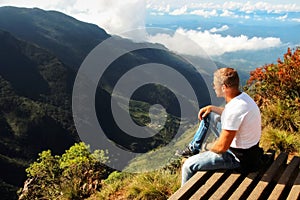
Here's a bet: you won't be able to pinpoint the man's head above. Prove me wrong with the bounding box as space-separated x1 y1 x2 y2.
213 68 240 97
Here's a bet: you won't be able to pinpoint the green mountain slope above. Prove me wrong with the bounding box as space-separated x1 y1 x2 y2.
0 6 217 199
0 29 78 198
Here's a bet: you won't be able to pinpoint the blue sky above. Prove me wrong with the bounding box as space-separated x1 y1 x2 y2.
0 0 299 62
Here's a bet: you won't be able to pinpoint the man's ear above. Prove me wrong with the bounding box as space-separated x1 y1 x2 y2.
222 85 226 92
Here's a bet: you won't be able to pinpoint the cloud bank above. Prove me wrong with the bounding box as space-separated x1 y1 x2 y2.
148 28 282 57
148 0 300 14
0 0 286 57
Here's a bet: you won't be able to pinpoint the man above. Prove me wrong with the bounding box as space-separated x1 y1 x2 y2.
181 68 262 186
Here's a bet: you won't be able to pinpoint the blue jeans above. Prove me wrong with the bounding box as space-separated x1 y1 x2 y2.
182 113 240 186
181 151 240 185
189 113 220 153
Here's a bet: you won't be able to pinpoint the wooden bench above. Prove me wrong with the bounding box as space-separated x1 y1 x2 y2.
169 151 300 200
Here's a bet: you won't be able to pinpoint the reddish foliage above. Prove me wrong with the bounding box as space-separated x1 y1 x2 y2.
246 47 300 132
247 47 300 105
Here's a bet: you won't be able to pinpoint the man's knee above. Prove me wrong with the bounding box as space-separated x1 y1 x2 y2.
182 159 192 172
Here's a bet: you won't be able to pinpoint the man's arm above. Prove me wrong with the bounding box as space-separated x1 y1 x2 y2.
209 129 237 154
198 105 224 120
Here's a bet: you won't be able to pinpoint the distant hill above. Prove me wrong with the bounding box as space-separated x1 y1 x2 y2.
0 6 215 199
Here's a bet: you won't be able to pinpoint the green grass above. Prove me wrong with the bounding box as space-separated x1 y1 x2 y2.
260 126 300 154
89 170 180 200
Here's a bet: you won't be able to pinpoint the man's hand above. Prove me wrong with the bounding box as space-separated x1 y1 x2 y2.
198 106 212 120
198 105 224 120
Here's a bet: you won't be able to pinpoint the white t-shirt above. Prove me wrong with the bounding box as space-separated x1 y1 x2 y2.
221 92 261 149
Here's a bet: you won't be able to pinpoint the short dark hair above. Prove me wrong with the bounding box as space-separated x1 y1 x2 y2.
214 68 239 88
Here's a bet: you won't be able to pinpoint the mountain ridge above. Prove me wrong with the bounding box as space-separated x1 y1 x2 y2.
0 6 110 69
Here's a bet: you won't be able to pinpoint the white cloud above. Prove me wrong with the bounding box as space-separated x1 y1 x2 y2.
159 4 170 13
147 3 170 13
0 0 146 35
147 31 205 57
147 28 282 57
221 1 300 13
222 2 241 10
209 25 229 33
0 0 60 9
292 18 300 22
276 14 288 21
170 5 187 15
69 0 146 35
190 9 218 18
150 12 165 16
220 9 235 17
148 1 300 14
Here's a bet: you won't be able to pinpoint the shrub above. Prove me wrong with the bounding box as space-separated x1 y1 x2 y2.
260 126 300 154
20 150 62 199
246 47 300 154
246 47 300 133
19 142 109 200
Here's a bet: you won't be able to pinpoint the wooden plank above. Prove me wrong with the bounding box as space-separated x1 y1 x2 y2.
209 172 242 200
247 152 288 199
287 170 300 200
168 171 212 200
228 150 275 200
228 171 260 200
189 171 229 200
268 156 300 200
